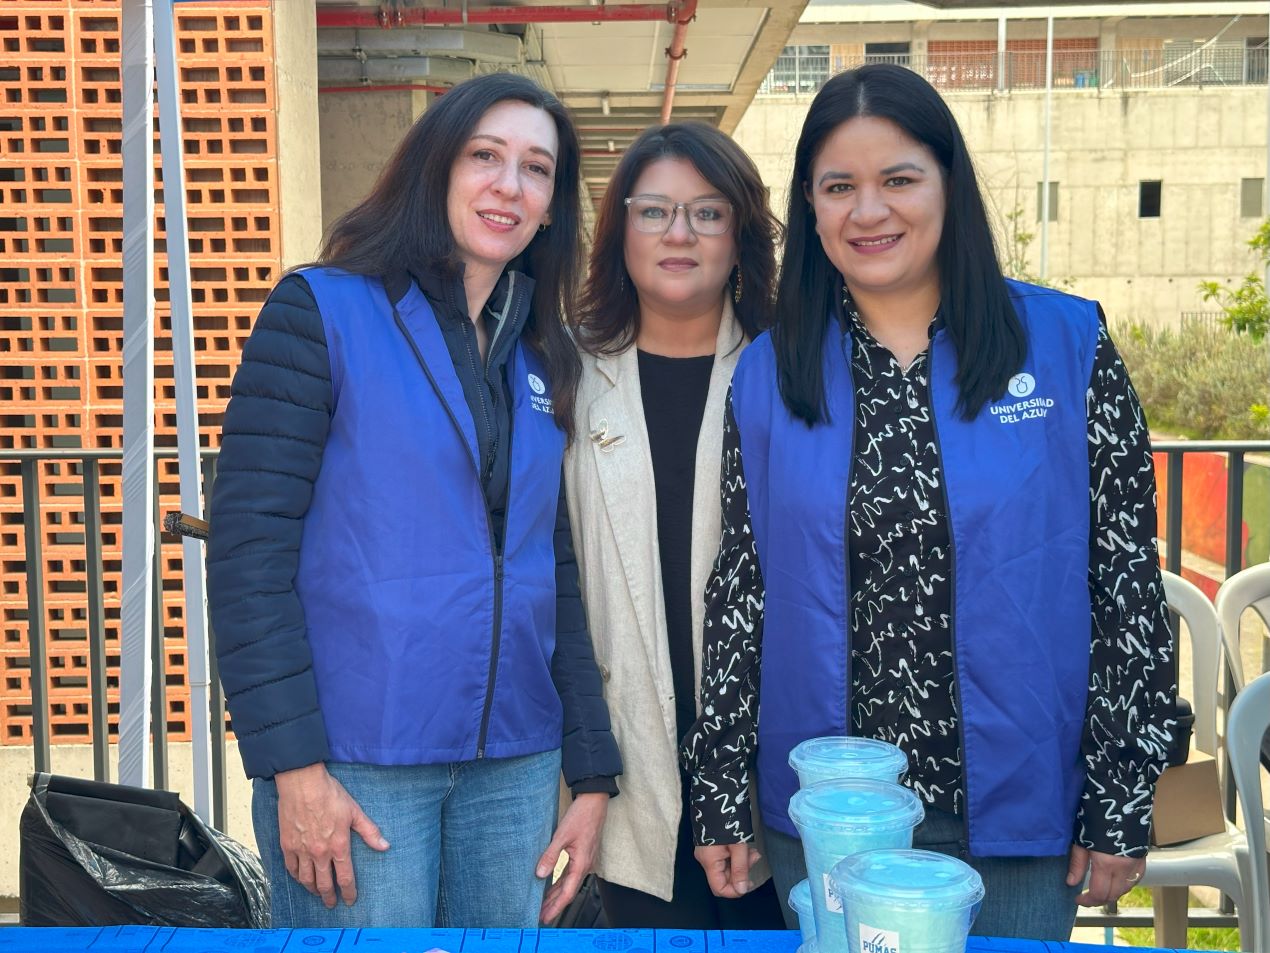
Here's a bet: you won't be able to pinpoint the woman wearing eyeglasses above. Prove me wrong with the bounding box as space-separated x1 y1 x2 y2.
564 123 784 928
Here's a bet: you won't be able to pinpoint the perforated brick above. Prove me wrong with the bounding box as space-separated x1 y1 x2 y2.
0 1 281 748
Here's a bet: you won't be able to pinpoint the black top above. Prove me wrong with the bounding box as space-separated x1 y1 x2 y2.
844 308 961 814
638 349 716 745
682 317 1175 857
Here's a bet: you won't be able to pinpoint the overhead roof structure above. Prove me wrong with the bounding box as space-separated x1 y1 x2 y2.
314 0 809 203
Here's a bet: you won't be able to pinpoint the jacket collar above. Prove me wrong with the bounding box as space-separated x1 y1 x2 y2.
594 296 745 387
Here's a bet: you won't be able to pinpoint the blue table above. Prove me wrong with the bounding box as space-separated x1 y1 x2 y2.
0 928 1187 953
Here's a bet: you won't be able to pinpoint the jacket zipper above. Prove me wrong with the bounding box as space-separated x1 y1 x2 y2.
453 281 497 484
925 338 971 859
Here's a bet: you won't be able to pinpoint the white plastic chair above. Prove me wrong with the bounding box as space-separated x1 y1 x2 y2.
1216 562 1270 694
1139 571 1254 947
1226 671 1270 953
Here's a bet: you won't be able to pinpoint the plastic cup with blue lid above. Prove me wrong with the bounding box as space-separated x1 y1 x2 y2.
789 737 908 788
830 848 984 953
788 878 816 946
787 779 925 953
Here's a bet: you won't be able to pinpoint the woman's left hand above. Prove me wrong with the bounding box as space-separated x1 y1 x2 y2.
1066 844 1146 906
537 792 609 923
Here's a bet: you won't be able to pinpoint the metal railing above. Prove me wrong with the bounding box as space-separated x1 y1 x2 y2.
758 46 1270 96
0 448 229 832
2 440 1269 847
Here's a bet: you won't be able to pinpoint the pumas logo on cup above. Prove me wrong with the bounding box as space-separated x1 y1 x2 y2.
859 925 900 953
527 373 553 414
991 372 1053 424
1008 372 1036 397
822 872 843 913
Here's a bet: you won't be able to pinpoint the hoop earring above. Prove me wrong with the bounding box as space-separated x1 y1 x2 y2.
538 223 548 233
733 266 743 305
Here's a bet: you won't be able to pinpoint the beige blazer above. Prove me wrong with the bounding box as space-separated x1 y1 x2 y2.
565 301 771 900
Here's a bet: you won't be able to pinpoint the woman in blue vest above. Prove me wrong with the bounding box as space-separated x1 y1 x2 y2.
565 122 785 928
681 63 1176 940
207 73 621 930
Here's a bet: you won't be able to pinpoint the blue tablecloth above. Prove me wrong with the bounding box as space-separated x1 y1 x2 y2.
0 928 1188 953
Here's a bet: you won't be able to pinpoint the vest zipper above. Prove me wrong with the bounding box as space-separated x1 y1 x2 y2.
925 340 971 859
841 329 856 733
475 275 523 759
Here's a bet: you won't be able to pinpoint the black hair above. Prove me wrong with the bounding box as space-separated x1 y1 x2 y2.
318 73 583 437
576 121 781 353
775 63 1025 424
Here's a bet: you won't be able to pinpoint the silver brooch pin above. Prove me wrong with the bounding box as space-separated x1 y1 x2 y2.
590 419 626 453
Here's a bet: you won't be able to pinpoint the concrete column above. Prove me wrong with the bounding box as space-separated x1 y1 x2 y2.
273 0 323 267
319 90 418 231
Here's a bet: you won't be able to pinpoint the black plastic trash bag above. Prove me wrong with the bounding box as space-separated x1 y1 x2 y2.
19 772 269 928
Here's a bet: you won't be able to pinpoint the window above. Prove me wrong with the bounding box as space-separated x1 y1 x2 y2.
1244 37 1264 85
1139 180 1162 218
1036 181 1058 222
864 41 910 66
1241 178 1264 218
764 45 829 93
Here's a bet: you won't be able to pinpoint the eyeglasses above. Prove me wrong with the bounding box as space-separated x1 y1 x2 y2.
624 196 734 236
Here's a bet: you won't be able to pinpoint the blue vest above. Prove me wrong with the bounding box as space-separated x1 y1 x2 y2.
731 281 1099 856
294 268 565 765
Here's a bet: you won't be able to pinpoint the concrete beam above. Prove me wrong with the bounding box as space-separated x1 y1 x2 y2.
319 55 475 84
318 26 523 64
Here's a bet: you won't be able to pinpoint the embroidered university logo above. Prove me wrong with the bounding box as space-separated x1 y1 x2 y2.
1008 372 1036 397
991 372 1053 424
527 372 553 414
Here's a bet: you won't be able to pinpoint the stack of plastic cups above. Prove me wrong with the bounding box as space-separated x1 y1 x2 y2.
788 879 816 953
787 779 924 953
830 849 984 953
788 737 909 788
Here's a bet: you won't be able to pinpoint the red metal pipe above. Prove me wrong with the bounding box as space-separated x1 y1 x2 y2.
319 83 451 94
658 0 696 123
316 4 681 27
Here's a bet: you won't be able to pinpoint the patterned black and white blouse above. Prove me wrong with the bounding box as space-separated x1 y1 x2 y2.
681 309 1176 858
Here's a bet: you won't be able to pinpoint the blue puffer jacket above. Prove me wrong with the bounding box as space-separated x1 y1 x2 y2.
208 272 621 787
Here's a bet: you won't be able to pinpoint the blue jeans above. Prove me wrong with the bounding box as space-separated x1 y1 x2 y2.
764 807 1080 941
252 749 561 928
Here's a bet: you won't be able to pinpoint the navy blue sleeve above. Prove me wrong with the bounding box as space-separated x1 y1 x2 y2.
207 274 334 779
552 473 622 795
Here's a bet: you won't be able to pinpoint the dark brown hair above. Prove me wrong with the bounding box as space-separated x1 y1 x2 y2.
575 122 780 354
317 73 583 437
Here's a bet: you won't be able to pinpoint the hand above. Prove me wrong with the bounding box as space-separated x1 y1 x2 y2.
695 842 761 899
1066 844 1146 907
274 762 390 909
537 792 609 923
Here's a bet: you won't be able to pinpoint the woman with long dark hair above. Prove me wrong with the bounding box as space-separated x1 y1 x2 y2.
565 122 785 928
207 72 621 929
681 64 1176 940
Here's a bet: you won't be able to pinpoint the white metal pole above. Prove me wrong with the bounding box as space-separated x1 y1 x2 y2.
154 0 213 822
997 15 1006 93
1040 15 1054 281
119 0 156 789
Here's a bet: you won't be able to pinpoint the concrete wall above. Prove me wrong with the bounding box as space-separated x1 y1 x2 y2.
0 743 256 901
318 89 432 233
273 0 324 268
734 85 1267 325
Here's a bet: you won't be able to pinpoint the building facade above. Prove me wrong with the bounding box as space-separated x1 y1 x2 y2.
736 1 1269 325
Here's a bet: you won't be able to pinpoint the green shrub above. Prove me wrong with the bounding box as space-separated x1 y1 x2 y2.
1114 321 1270 439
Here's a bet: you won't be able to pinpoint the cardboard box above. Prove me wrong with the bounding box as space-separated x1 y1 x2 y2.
1150 752 1227 847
